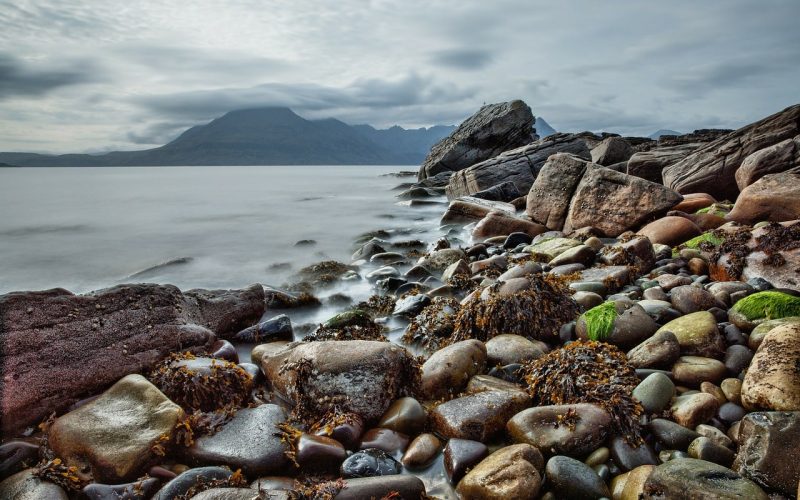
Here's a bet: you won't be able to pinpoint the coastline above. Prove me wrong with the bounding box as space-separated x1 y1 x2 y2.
1 101 799 499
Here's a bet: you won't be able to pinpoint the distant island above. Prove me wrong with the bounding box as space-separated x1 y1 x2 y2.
0 109 561 167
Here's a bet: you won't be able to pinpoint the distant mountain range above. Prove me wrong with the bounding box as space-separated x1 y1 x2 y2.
648 129 682 139
0 107 457 167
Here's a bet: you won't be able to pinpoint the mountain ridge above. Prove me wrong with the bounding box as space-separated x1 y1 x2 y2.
0 107 456 167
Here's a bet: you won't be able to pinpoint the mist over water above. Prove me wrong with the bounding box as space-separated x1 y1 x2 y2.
0 165 447 296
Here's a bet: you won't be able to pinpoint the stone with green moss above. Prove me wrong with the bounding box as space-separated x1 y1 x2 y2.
729 291 800 330
324 309 374 329
581 301 618 341
522 238 582 261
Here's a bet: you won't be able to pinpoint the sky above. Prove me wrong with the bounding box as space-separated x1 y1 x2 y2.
1 0 799 154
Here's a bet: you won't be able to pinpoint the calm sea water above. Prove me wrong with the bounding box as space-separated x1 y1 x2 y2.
0 166 447 296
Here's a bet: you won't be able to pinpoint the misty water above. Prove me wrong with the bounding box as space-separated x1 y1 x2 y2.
0 165 447 299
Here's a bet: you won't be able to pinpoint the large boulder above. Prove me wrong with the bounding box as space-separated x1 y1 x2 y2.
726 172 800 224
48 374 184 482
257 340 419 422
735 135 800 190
564 165 683 237
0 283 263 434
663 104 800 200
526 153 591 231
643 458 768 499
733 411 800 497
591 136 633 166
741 324 800 411
446 132 591 199
418 100 534 180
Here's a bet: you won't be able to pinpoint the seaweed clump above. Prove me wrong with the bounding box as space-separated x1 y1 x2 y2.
304 308 387 342
451 274 579 343
33 457 87 491
732 291 800 321
521 340 643 443
149 353 253 413
582 301 618 341
356 295 397 316
287 261 357 291
403 297 461 352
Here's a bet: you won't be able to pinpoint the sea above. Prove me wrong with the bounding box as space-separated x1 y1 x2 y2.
0 165 448 298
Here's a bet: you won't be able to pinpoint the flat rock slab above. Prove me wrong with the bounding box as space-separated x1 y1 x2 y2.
0 283 264 434
186 404 290 476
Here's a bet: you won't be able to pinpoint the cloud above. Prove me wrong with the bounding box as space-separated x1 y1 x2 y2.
0 53 97 99
429 48 493 70
128 73 479 125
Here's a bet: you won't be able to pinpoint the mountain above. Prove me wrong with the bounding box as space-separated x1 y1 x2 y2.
0 107 455 167
649 129 682 139
534 117 556 138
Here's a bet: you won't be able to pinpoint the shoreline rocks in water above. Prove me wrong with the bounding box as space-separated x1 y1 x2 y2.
1 98 800 499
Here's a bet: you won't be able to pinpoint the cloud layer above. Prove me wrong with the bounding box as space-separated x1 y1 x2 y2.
1 0 798 153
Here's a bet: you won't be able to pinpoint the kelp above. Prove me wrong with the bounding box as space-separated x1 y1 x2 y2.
521 340 643 443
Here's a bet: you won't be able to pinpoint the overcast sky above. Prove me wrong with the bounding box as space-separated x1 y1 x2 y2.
1 0 799 153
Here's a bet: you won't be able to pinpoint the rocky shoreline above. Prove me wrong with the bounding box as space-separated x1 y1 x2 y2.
1 100 799 499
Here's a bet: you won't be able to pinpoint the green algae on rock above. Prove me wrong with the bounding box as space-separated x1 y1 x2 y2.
582 301 618 341
732 291 800 321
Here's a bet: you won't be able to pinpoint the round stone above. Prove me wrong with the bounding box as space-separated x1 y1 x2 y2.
340 448 402 478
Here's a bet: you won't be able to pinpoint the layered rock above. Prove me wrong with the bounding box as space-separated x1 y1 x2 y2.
626 143 698 184
735 135 800 190
663 104 800 200
0 283 263 434
564 165 683 236
418 100 534 180
445 132 592 199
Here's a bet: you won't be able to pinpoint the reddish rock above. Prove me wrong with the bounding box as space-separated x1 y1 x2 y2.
637 216 702 247
526 153 591 231
672 193 716 213
472 211 547 239
664 104 800 200
726 172 800 224
735 135 800 190
565 165 683 237
0 283 263 434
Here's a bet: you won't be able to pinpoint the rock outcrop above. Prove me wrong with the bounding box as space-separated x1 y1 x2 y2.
564 165 683 236
591 136 633 166
663 104 800 200
418 100 534 180
526 153 592 230
0 283 264 434
445 132 592 199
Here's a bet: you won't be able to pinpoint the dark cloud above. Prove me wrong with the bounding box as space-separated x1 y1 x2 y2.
129 73 478 124
429 49 493 70
0 53 95 99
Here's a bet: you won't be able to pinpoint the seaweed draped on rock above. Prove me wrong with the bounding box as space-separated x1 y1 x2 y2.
0 283 265 435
